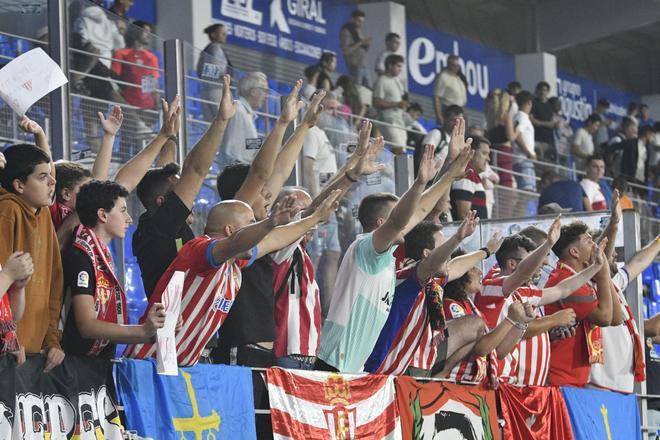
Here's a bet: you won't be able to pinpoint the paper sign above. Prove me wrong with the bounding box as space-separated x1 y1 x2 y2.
0 47 68 116
156 271 184 376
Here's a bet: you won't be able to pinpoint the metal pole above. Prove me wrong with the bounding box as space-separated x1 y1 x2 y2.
394 154 414 196
47 0 70 161
164 39 187 163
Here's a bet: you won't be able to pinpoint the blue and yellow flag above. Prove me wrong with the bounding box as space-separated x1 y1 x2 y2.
561 387 641 440
115 359 256 439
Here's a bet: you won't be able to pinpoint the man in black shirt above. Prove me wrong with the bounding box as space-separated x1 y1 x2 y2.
530 81 557 161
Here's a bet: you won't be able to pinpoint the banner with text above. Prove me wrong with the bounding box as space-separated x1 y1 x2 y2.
0 354 124 439
557 71 640 130
406 23 515 111
115 359 256 439
212 0 353 66
396 376 500 440
561 386 641 440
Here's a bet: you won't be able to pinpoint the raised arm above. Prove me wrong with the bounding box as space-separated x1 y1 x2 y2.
372 144 438 253
18 116 54 178
114 96 181 192
587 239 614 326
265 90 325 195
175 75 238 209
539 243 605 306
258 190 341 257
93 105 123 180
502 215 561 296
447 232 504 281
624 234 660 280
597 189 620 260
494 301 536 358
235 80 304 206
416 211 479 282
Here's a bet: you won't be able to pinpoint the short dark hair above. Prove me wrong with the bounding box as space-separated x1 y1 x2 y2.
358 192 399 231
552 221 589 260
408 102 423 114
586 114 602 125
470 135 491 151
0 144 51 193
586 154 604 165
597 98 610 109
442 104 463 121
54 161 93 203
203 23 223 35
76 180 129 228
404 221 443 261
136 162 180 210
516 91 534 107
518 226 547 247
304 64 320 81
621 116 637 132
216 163 250 201
507 81 522 92
352 10 365 18
640 103 649 110
385 54 404 68
320 51 335 64
385 32 400 42
536 81 550 92
495 234 536 268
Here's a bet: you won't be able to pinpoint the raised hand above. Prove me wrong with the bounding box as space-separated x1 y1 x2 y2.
486 231 504 254
610 188 622 224
302 89 325 127
447 115 466 161
18 115 45 136
279 79 305 124
445 140 474 180
3 252 33 282
143 303 166 337
546 215 562 246
352 136 386 177
456 210 479 240
98 105 124 136
269 195 300 226
589 242 606 268
217 74 239 121
159 95 182 136
314 189 342 222
354 120 373 157
417 144 443 185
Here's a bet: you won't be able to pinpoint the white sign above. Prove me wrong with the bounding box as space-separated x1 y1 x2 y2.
156 271 184 376
0 47 67 116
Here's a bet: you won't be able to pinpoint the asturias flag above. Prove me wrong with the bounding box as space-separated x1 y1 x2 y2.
561 386 641 440
115 358 256 439
267 368 401 439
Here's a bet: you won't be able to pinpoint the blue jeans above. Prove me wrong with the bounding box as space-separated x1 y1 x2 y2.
513 159 537 192
347 65 371 88
276 356 315 370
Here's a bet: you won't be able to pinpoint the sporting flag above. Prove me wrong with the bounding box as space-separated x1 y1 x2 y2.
267 368 401 439
498 383 574 440
561 386 641 440
395 376 500 440
115 358 256 439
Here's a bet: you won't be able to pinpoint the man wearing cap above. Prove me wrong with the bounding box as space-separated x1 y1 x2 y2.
197 23 232 121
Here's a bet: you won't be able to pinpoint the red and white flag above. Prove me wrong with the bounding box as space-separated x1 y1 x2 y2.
267 368 402 440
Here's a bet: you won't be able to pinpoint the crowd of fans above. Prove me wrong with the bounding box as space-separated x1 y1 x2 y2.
1 2 660 438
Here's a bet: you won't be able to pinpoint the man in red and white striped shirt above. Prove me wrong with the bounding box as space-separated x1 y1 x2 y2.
493 226 605 386
124 191 341 366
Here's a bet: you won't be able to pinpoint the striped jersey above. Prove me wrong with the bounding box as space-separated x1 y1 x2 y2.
474 270 509 330
497 288 551 386
271 240 321 358
450 165 488 220
123 236 250 366
443 297 489 383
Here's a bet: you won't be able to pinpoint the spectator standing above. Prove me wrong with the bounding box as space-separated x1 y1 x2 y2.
336 75 367 127
450 136 491 220
109 0 133 19
592 99 612 148
530 81 557 161
610 124 653 185
538 170 589 212
507 81 522 117
512 91 538 192
639 104 656 128
373 54 407 148
218 71 268 169
485 89 516 189
404 102 427 151
433 55 467 125
605 116 638 178
197 24 232 122
308 52 336 92
339 10 372 87
572 114 602 170
627 102 639 124
374 33 406 88
419 105 464 173
580 155 608 211
0 145 64 372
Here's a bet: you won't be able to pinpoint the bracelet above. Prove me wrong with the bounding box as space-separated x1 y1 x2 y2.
345 171 358 183
505 316 528 332
479 247 491 259
167 134 178 144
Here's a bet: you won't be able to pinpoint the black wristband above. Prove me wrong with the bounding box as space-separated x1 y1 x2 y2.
480 247 491 259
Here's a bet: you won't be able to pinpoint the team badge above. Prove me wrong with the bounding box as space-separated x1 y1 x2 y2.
77 271 89 288
449 302 465 318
